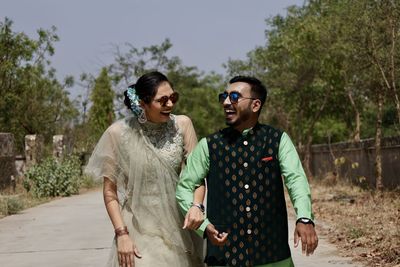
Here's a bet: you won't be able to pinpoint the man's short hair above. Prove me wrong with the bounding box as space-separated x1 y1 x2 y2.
229 76 267 107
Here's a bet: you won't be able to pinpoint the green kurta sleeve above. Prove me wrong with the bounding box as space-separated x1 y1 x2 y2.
177 130 306 267
279 132 313 220
176 137 211 236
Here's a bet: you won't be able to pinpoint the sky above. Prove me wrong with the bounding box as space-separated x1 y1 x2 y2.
1 0 304 98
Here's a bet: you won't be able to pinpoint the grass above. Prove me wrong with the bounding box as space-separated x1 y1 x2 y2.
310 180 400 267
0 174 100 218
0 184 51 218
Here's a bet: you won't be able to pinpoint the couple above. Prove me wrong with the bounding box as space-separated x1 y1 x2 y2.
85 71 318 267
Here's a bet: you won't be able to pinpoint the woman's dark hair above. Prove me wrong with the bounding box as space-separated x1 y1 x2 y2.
123 71 171 110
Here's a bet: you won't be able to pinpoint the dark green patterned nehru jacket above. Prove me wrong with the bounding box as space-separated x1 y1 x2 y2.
205 123 290 267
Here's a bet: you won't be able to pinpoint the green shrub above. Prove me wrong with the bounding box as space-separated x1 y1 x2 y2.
23 156 81 197
79 174 97 189
0 195 24 215
6 196 24 214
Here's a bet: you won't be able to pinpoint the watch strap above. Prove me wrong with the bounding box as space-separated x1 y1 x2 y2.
296 217 315 227
191 203 205 214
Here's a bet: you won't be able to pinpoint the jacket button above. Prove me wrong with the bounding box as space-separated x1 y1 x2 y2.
245 206 251 212
243 141 248 146
243 162 248 168
247 229 252 234
244 184 249 189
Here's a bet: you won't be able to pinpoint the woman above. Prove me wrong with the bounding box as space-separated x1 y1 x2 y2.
85 71 204 267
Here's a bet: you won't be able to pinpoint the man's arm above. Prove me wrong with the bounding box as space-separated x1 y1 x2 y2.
278 132 318 255
279 132 313 219
176 138 211 236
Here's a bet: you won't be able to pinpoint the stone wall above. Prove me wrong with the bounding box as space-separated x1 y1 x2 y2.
24 135 44 170
0 133 17 189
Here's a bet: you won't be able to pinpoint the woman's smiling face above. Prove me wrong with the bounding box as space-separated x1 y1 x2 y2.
141 81 176 123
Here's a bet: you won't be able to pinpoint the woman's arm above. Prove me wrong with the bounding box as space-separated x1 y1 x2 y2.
103 177 125 230
193 184 205 204
103 177 141 267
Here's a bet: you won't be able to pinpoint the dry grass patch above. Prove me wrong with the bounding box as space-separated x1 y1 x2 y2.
311 181 400 267
0 175 100 219
0 178 56 218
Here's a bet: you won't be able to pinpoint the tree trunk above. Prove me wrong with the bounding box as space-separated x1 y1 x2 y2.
303 134 313 181
393 92 400 127
389 15 400 126
347 90 361 142
375 90 384 191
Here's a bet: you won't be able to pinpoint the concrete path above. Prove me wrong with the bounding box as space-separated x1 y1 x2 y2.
0 190 113 267
288 219 363 266
0 189 364 267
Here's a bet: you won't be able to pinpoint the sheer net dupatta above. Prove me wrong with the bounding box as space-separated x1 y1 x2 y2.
84 117 199 259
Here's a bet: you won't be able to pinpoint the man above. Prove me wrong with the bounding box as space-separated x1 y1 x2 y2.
176 76 318 267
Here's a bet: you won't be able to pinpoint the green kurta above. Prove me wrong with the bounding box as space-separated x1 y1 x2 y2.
176 128 313 267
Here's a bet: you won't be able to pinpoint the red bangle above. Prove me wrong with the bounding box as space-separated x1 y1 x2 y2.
114 226 129 237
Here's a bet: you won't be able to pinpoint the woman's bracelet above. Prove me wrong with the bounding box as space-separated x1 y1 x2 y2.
114 226 129 237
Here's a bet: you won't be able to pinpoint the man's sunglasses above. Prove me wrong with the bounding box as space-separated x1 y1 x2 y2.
154 92 179 106
218 92 256 104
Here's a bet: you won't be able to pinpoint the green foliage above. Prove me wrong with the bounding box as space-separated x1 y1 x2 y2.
175 86 225 138
109 39 176 95
313 118 348 144
5 196 24 214
87 67 115 142
170 70 226 138
0 18 78 152
108 40 226 138
79 174 97 189
224 0 400 146
23 156 81 198
0 195 25 215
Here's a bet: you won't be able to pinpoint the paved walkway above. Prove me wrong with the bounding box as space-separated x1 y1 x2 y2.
0 190 364 267
0 190 112 267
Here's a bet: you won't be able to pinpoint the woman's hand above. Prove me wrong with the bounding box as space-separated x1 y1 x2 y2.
183 205 204 230
116 235 142 267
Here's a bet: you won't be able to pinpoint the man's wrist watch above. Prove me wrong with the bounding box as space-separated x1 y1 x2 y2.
296 217 315 227
191 203 205 214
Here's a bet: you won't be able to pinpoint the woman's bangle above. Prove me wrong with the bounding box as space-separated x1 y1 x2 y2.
114 226 129 237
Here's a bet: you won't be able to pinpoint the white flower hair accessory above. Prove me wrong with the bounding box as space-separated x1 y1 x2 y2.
127 86 147 123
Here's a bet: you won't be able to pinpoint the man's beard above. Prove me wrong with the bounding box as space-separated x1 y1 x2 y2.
225 110 251 128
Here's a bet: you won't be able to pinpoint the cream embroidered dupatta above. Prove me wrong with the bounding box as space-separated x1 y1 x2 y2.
85 116 203 266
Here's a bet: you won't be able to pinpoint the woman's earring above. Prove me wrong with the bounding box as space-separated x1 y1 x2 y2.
137 107 147 124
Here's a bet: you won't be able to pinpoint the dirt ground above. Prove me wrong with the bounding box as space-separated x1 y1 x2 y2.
307 181 400 267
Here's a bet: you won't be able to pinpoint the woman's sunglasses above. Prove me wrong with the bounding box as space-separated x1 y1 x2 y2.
218 91 256 104
154 92 179 106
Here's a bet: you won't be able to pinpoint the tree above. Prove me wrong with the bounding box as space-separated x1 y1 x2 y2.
174 73 225 138
223 0 400 188
87 67 115 143
108 40 225 138
0 18 77 152
343 0 400 190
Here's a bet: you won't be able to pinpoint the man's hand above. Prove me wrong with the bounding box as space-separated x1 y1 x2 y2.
206 223 228 246
183 206 204 230
294 223 318 256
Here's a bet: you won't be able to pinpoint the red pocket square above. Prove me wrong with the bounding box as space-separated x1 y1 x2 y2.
262 156 273 162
